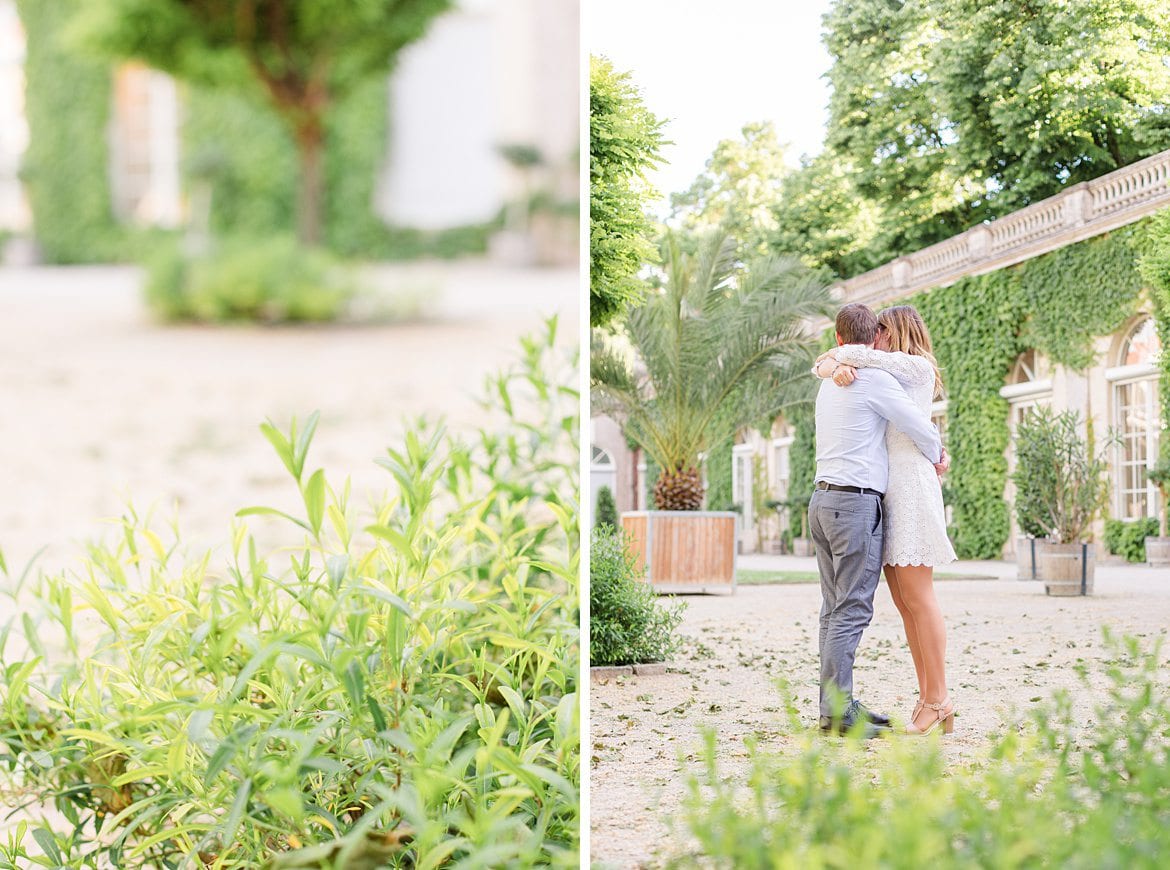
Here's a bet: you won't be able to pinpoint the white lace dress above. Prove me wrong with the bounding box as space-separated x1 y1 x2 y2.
832 346 957 567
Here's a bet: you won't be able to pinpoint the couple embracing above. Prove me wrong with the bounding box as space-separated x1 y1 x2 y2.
809 303 957 738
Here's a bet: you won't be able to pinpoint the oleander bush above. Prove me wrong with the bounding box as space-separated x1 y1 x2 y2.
589 527 683 667
674 631 1170 869
1104 517 1160 563
0 322 579 868
144 235 356 323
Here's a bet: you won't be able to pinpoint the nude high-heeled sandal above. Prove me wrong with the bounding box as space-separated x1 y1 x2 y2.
905 697 954 735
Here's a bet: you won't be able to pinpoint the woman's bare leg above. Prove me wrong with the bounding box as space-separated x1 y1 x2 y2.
885 565 926 710
890 563 949 729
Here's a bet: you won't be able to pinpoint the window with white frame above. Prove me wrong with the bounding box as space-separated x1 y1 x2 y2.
732 444 754 530
1109 318 1161 520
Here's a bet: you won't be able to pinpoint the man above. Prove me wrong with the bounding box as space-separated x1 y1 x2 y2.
811 303 944 737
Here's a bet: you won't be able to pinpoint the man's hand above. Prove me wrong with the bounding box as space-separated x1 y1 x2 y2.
933 446 950 477
832 364 857 387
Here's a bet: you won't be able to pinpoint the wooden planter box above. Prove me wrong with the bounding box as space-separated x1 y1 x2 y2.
620 511 737 594
1036 542 1095 596
1146 537 1170 568
1015 536 1040 580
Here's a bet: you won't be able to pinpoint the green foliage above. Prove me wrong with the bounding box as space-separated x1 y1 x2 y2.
773 0 1170 278
670 122 788 257
74 0 453 244
785 404 816 540
1104 517 1160 562
182 76 426 257
674 632 1170 868
1012 408 1111 544
0 323 580 867
589 56 667 327
704 439 733 512
589 527 684 667
144 235 355 323
592 229 833 497
1137 208 1170 536
15 0 122 264
594 485 618 529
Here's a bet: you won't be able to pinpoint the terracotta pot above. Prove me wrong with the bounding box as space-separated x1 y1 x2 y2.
1036 542 1095 596
1145 537 1170 568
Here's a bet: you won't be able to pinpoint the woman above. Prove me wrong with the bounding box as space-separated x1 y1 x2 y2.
814 305 957 735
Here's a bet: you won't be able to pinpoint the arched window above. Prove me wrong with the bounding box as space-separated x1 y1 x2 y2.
590 445 614 469
1108 318 1162 520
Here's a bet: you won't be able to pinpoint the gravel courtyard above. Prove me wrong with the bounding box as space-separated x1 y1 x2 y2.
589 555 1170 869
0 261 576 574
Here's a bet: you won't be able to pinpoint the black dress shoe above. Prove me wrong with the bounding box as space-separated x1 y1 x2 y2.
817 708 891 739
823 701 893 734
853 701 891 727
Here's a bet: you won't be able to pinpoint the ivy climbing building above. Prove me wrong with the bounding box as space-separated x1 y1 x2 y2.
731 150 1170 560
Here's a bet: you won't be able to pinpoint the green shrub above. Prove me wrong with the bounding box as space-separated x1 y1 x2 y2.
594 485 618 529
0 323 579 868
590 527 684 666
1011 407 1111 543
1104 517 1160 562
674 631 1170 868
144 235 355 323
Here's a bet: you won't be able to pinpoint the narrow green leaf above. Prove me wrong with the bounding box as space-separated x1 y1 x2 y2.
303 468 326 536
236 506 312 533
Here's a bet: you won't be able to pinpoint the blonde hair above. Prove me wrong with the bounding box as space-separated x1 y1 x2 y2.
878 305 944 399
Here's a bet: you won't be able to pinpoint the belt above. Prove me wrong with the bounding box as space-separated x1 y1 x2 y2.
814 481 884 498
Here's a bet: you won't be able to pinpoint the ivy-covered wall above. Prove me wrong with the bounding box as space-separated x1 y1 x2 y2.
183 76 399 255
15 4 491 263
705 439 733 511
16 0 122 263
787 220 1157 559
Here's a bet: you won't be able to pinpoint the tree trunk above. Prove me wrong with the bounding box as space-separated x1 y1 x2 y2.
294 118 326 246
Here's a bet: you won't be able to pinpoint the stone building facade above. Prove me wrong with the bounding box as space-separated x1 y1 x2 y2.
592 150 1169 556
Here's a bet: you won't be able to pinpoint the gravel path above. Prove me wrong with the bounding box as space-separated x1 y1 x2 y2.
0 261 576 574
589 559 1170 868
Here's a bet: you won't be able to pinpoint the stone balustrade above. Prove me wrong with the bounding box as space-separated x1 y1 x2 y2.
829 148 1170 307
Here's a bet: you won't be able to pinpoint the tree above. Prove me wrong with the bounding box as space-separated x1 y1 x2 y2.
934 0 1170 213
74 0 452 245
590 56 667 328
805 0 1170 275
591 228 833 510
670 121 789 256
594 484 618 529
768 150 884 278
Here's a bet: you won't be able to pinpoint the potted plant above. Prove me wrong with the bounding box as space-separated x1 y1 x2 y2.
1146 452 1170 567
591 228 832 591
1011 408 1111 596
787 493 815 557
1012 428 1055 580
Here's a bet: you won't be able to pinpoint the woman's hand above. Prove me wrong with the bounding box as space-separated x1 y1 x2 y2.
814 349 838 366
933 446 950 477
832 364 857 386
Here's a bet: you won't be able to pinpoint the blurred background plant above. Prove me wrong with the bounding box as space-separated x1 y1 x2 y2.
0 323 580 868
672 630 1170 868
589 526 683 667
1 0 579 320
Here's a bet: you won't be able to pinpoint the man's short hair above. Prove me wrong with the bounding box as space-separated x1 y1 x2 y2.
836 303 878 345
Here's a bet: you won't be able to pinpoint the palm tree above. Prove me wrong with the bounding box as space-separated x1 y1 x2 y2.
592 228 834 510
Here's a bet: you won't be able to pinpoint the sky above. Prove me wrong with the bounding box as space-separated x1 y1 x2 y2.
588 0 836 209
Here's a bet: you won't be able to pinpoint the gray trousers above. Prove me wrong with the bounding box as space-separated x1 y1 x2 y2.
808 488 884 719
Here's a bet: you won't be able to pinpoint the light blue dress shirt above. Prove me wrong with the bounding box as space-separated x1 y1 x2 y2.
813 367 942 494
